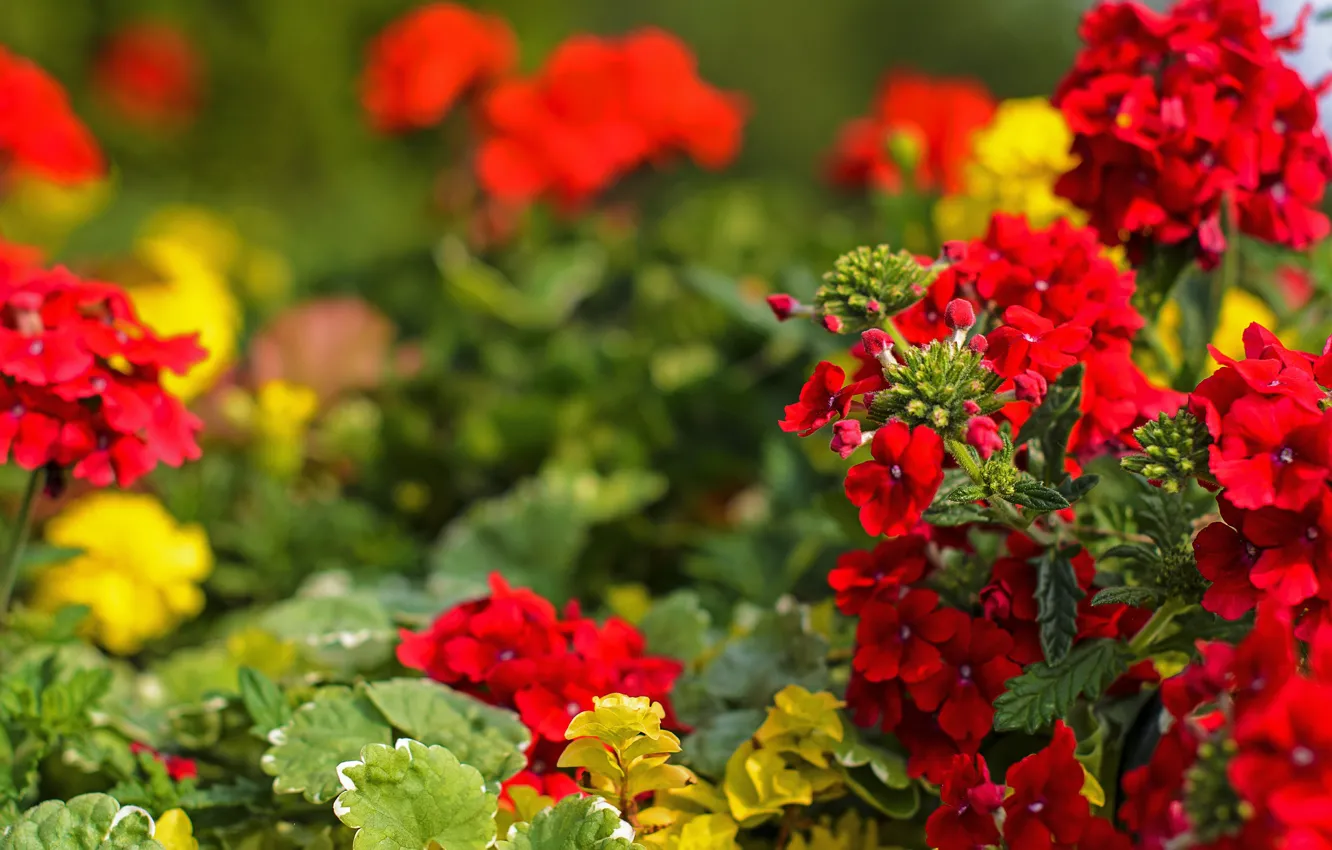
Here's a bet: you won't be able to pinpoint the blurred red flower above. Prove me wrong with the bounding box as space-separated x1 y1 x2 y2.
362 2 516 133
827 70 995 194
94 21 202 127
0 47 103 184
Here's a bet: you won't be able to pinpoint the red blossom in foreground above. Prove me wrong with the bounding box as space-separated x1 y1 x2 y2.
925 754 1003 850
0 262 204 488
827 70 995 194
129 742 197 782
1003 722 1092 850
476 28 745 207
1054 0 1332 267
779 361 880 437
94 21 202 127
361 2 516 133
0 46 103 183
843 422 944 537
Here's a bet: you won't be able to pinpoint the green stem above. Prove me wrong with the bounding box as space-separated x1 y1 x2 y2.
0 468 42 618
1128 598 1185 658
883 317 911 353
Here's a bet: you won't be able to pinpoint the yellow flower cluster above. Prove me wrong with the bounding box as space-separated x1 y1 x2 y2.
30 493 213 655
1156 289 1290 377
934 97 1082 242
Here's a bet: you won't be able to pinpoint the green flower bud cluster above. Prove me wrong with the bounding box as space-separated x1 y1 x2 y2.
1121 410 1212 492
866 341 1005 441
815 246 935 334
1155 541 1208 604
1184 735 1247 845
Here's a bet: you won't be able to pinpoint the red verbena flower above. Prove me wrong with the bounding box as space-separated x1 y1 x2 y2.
1003 721 1092 850
94 20 202 127
130 742 198 782
925 754 1003 850
362 2 516 133
985 305 1091 379
0 46 103 183
908 617 1021 747
843 421 945 537
779 361 880 436
828 535 929 616
852 589 965 685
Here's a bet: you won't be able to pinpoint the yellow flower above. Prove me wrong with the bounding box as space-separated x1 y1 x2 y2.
788 811 900 850
1157 289 1291 376
30 494 213 655
253 380 319 477
154 809 199 850
934 97 1082 242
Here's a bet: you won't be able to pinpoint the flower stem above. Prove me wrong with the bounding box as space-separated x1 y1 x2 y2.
883 317 911 353
1128 597 1185 659
0 468 43 618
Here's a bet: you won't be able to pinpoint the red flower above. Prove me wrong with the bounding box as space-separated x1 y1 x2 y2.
852 589 965 684
898 703 966 784
361 2 516 133
500 769 581 810
908 617 1021 747
1210 396 1332 510
129 742 197 783
828 535 929 616
1003 721 1091 850
94 21 201 127
925 754 1003 850
827 70 995 194
0 47 103 184
1242 496 1332 607
985 305 1091 379
844 673 904 735
843 422 944 537
779 361 879 436
476 29 744 207
1194 515 1262 620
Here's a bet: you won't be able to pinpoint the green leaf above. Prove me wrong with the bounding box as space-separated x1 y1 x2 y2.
1034 548 1085 664
639 591 713 663
922 501 989 527
1091 587 1160 609
832 722 918 819
238 667 291 740
0 793 162 849
1057 475 1100 504
259 595 395 673
1101 543 1159 566
679 710 764 777
992 640 1134 734
1006 479 1071 513
333 738 497 850
497 795 641 850
691 605 828 711
945 484 987 504
1016 364 1084 484
262 687 392 803
361 679 528 784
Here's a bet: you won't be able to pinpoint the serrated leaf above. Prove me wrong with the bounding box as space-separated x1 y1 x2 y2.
0 793 162 850
945 485 987 505
1101 543 1159 565
262 687 391 803
1007 480 1071 513
1057 475 1100 504
361 679 528 784
1016 364 1084 484
258 595 395 673
238 667 291 739
1034 548 1084 664
497 796 641 850
921 501 989 527
333 738 497 850
992 640 1134 734
1091 587 1160 608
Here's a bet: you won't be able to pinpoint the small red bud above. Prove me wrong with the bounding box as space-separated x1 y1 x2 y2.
963 400 981 415
940 241 968 263
865 299 882 314
944 298 976 331
822 314 844 333
861 329 892 357
968 334 989 354
830 420 868 459
966 416 1003 459
1014 370 1049 405
766 294 801 321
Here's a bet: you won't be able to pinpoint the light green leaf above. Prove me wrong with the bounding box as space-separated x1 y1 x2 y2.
262 687 392 803
498 796 641 850
639 591 713 663
333 739 497 850
1090 587 1160 609
238 667 291 740
259 596 395 672
832 722 918 819
0 793 162 849
362 679 528 784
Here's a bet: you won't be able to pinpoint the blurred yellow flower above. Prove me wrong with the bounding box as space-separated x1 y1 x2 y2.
254 380 319 478
1157 289 1290 375
30 493 213 655
934 97 1081 242
154 809 199 850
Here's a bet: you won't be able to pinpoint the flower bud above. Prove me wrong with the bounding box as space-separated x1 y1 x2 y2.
944 298 976 331
766 293 802 321
861 329 892 357
822 314 844 333
830 420 871 459
1013 370 1048 405
966 416 1003 459
968 334 988 354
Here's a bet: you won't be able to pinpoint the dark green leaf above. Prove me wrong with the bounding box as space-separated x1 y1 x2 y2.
1034 548 1084 664
1101 543 1159 564
993 640 1134 734
1057 475 1100 504
1091 586 1160 608
945 484 987 504
238 667 291 739
1007 479 1071 513
922 501 989 527
1016 364 1085 484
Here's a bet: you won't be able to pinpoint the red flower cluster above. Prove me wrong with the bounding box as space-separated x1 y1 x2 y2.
927 723 1131 850
827 70 995 194
361 3 515 133
0 46 103 184
900 214 1182 456
397 573 683 773
129 742 198 782
1053 0 1332 267
842 422 945 537
1122 606 1332 849
476 29 745 208
94 21 202 127
0 261 205 488
1190 323 1332 619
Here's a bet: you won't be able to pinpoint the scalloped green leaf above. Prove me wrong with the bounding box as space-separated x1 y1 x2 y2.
361 679 528 784
261 687 391 803
332 738 496 850
498 796 642 850
0 793 162 849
